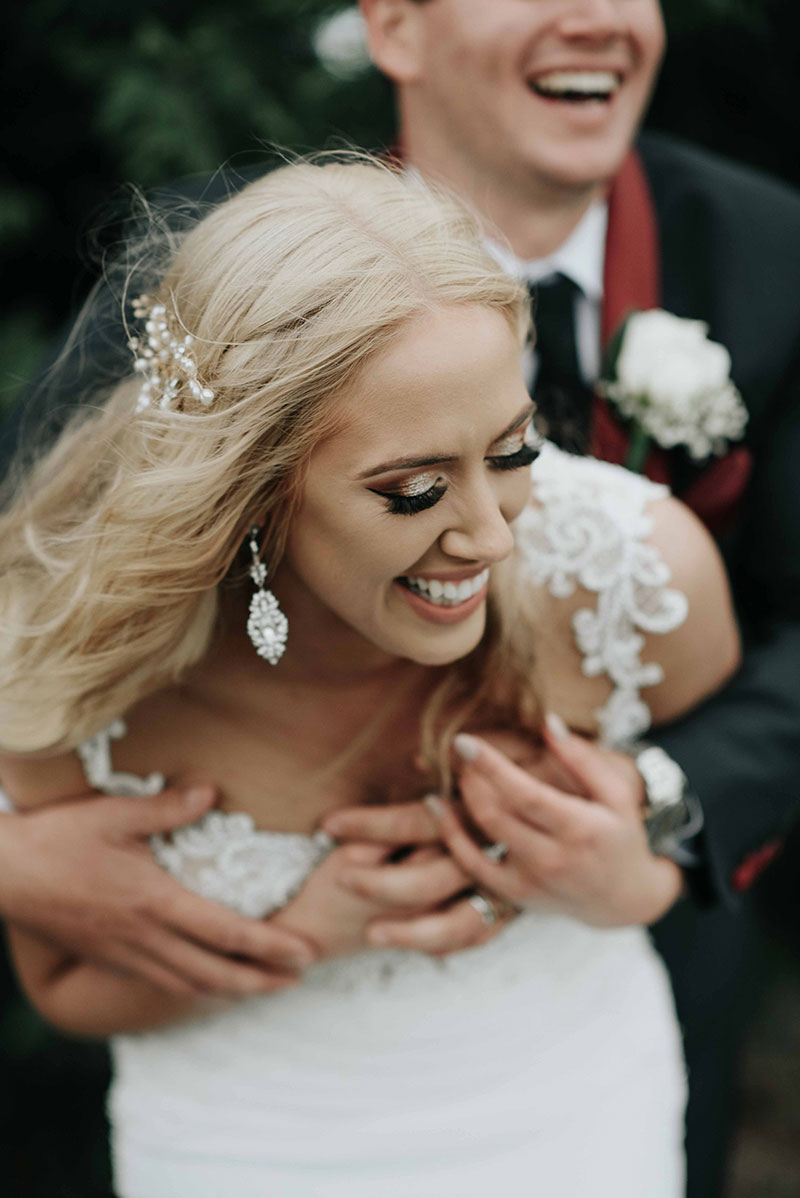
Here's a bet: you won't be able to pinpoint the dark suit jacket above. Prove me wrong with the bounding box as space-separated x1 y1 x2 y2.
636 133 800 905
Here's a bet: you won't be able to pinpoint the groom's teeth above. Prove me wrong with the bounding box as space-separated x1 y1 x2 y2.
404 568 490 606
531 71 619 100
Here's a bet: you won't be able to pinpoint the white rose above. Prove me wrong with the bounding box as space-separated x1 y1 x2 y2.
616 310 730 401
312 7 371 80
604 309 748 460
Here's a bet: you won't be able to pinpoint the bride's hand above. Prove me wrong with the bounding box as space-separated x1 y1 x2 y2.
321 724 683 931
424 720 684 928
270 840 496 959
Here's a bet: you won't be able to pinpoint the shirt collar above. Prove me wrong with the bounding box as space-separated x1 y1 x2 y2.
486 200 608 302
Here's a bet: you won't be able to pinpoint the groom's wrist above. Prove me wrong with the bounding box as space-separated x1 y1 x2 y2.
620 743 705 862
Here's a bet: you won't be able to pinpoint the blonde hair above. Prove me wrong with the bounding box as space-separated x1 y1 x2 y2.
0 156 540 778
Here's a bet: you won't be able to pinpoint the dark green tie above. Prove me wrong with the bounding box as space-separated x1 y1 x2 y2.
529 273 593 453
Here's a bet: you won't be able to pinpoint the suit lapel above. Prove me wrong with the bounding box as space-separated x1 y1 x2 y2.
598 145 752 535
591 150 671 484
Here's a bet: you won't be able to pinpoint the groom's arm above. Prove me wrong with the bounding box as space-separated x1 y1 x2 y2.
652 620 800 905
652 356 800 906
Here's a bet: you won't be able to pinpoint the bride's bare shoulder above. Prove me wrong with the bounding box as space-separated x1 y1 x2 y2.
522 457 740 732
643 494 740 722
0 746 90 810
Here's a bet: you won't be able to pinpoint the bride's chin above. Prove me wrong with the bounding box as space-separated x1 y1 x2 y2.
399 628 486 668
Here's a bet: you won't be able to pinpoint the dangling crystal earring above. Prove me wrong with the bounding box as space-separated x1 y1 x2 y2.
246 527 289 665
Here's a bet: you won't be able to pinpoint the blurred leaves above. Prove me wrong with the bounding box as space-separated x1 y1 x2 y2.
0 0 797 416
664 0 768 33
0 0 392 415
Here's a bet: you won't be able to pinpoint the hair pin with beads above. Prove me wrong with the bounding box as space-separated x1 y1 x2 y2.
128 294 215 413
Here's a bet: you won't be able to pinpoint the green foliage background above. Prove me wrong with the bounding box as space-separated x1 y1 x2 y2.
2 0 800 419
1 1 799 1193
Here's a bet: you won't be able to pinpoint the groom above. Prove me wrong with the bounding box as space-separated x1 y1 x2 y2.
351 0 800 1194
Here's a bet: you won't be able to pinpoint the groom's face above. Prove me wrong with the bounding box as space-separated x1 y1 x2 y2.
372 0 666 194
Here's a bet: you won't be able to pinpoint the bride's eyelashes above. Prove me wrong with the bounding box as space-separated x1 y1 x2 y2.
486 441 541 472
369 478 448 516
370 430 542 517
488 418 544 472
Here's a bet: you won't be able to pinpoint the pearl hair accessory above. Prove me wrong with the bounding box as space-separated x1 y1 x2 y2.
128 294 215 413
246 527 289 666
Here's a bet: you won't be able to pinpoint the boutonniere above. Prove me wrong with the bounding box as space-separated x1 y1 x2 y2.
598 309 748 473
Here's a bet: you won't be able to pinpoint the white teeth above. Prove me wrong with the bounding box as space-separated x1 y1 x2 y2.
404 568 490 606
532 70 619 98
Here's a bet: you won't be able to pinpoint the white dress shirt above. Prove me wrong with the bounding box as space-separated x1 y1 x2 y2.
487 201 608 389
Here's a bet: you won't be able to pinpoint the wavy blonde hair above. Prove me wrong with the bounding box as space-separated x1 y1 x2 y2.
0 156 540 779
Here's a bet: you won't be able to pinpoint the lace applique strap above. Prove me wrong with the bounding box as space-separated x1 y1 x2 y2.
516 443 689 746
75 718 165 797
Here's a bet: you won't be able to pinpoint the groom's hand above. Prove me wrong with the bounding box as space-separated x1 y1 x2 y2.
0 787 317 997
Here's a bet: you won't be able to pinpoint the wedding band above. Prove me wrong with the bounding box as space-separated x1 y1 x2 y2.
483 841 509 863
467 891 499 927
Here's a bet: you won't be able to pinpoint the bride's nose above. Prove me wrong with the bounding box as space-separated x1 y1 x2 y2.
438 478 516 564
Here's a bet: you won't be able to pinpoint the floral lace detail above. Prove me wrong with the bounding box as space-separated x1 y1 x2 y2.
74 721 334 919
76 718 165 797
516 443 689 745
151 815 334 919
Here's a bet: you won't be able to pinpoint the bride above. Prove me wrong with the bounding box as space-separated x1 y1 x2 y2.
0 159 738 1196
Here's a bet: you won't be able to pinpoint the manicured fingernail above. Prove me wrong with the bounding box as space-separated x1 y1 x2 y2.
454 733 480 761
184 785 214 805
322 814 345 837
545 712 569 740
367 927 391 946
424 794 445 819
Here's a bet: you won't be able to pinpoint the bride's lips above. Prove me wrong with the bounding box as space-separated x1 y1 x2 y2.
393 577 489 625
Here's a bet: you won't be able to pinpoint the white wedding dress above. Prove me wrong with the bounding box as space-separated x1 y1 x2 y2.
67 447 692 1196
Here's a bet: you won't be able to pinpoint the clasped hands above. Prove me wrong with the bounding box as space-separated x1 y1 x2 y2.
303 714 684 959
3 717 682 1001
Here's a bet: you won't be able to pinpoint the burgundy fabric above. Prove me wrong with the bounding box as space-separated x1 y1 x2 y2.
596 151 752 534
591 151 669 482
731 840 782 893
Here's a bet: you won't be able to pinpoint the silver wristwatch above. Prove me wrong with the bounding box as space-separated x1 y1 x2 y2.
628 744 704 865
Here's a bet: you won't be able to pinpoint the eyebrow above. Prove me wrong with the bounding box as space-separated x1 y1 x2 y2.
356 401 535 480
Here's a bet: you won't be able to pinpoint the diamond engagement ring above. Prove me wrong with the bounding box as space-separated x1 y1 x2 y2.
483 841 509 862
467 891 499 927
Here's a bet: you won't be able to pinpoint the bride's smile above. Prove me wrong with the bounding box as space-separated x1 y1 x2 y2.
275 303 537 670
